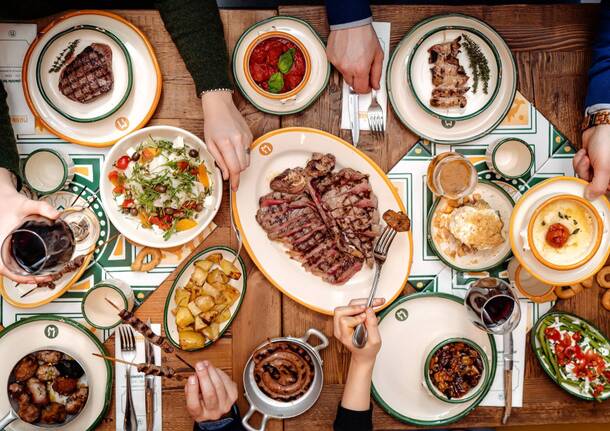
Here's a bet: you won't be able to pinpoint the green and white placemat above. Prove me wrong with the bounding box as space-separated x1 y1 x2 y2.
388 91 576 407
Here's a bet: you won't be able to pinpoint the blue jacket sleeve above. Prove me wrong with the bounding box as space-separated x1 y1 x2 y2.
324 0 372 30
585 0 610 110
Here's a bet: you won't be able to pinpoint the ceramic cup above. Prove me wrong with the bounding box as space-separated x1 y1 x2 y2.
507 257 556 303
486 138 534 179
82 279 135 330
23 148 74 195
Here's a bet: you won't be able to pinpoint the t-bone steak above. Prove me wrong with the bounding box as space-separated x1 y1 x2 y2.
256 153 380 285
58 43 114 104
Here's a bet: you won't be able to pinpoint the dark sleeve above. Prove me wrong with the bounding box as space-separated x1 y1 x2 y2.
192 404 245 431
324 0 372 29
333 404 373 431
0 83 22 189
585 0 610 109
155 0 233 96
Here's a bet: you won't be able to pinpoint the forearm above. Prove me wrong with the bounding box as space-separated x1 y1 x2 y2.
341 359 373 411
585 0 610 112
0 84 21 189
324 0 372 30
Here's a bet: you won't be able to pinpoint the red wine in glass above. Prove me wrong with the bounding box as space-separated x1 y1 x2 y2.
481 295 515 329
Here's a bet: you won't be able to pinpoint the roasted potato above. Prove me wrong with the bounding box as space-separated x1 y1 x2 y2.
207 268 229 285
175 306 194 328
219 259 242 280
174 288 190 307
179 330 206 350
202 323 220 341
194 316 207 332
216 308 231 323
194 295 215 312
191 267 207 286
187 301 202 317
201 283 223 303
194 259 213 272
206 253 223 264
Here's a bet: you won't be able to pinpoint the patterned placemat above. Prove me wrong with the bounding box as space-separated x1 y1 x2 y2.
388 91 576 406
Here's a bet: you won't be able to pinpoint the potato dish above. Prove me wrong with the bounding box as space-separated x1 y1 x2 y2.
170 253 241 350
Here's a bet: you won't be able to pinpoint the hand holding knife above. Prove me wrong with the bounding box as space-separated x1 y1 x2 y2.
145 319 156 431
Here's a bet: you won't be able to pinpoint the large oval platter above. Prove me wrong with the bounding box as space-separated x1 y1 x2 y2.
232 127 413 315
0 316 112 430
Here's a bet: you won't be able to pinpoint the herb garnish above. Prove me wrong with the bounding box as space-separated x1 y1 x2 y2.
278 48 295 74
49 39 80 73
461 33 490 94
268 72 284 93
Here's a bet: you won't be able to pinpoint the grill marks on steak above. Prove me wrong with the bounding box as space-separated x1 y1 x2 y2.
256 153 379 285
58 43 113 103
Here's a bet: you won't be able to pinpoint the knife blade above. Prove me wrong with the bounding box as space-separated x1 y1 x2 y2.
348 87 360 147
144 319 155 431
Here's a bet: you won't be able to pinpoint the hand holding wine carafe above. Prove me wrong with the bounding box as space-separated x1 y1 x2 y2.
464 277 521 425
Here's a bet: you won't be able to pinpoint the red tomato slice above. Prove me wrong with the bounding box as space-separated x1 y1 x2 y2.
572 332 582 342
545 327 561 342
121 198 134 208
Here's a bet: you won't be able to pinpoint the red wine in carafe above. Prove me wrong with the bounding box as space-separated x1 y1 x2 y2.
11 220 75 273
482 295 515 328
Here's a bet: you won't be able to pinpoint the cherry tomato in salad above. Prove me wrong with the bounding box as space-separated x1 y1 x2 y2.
593 385 605 398
149 216 171 231
115 155 131 170
121 198 134 209
108 170 122 187
176 161 189 172
560 334 572 348
572 332 582 342
545 327 561 342
113 185 125 194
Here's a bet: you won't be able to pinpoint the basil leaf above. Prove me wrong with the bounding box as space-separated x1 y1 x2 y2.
278 48 295 74
268 72 284 93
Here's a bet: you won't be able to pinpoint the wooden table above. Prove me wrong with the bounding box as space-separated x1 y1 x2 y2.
43 4 606 430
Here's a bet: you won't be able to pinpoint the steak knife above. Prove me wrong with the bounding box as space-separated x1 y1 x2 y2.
144 319 155 431
348 87 360 147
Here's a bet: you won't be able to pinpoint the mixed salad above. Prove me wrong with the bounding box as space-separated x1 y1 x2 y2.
107 136 213 240
536 313 610 400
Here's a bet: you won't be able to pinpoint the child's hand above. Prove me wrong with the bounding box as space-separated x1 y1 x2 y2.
333 298 385 365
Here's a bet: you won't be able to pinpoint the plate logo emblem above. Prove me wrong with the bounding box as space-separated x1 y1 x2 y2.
115 116 129 131
44 324 59 339
259 142 273 156
395 308 408 321
441 119 456 129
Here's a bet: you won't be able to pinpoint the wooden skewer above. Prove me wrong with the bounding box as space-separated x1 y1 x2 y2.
93 352 137 367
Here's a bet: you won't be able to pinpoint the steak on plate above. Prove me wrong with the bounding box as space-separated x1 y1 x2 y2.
256 153 380 285
58 43 113 104
428 36 470 109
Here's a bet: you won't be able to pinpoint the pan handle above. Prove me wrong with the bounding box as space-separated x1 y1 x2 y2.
300 328 329 353
0 410 18 431
241 404 270 431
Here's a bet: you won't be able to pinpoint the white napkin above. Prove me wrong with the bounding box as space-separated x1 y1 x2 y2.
340 22 391 131
115 324 163 431
0 23 37 136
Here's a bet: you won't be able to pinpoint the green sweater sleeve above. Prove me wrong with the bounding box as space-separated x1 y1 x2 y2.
0 83 22 189
154 0 233 96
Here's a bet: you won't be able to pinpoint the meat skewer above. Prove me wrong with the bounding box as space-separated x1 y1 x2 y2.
92 353 186 381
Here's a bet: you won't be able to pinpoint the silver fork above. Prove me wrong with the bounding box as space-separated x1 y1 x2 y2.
352 224 398 348
119 325 138 431
367 89 384 138
229 193 242 263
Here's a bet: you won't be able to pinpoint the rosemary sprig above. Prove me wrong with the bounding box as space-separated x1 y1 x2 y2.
461 33 490 94
48 39 80 73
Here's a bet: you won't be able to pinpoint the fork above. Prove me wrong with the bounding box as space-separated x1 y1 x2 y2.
367 89 384 138
352 224 398 348
229 193 242 263
119 325 138 431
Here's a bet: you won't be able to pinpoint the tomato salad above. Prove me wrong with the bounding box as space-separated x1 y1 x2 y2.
536 313 610 400
248 36 306 94
107 136 213 240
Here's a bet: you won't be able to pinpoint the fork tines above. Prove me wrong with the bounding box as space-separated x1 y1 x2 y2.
374 225 397 255
119 325 136 351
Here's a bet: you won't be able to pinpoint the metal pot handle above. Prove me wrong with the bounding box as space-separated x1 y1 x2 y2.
299 328 329 353
241 404 270 431
0 410 18 431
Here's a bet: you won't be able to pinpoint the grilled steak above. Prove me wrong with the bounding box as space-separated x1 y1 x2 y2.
428 36 470 109
256 153 380 285
58 43 113 104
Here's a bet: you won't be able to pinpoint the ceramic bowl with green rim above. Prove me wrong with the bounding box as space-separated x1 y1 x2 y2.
407 26 501 122
427 179 514 272
35 24 133 123
486 137 534 179
164 245 247 351
22 148 74 195
81 280 135 330
424 337 489 404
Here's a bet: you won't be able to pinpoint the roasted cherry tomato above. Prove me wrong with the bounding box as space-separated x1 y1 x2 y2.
546 223 570 248
115 155 131 170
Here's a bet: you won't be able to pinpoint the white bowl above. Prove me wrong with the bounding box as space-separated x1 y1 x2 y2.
100 125 223 248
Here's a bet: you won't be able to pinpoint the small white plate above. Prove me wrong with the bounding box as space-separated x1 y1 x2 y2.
0 316 112 431
372 293 496 426
23 10 161 147
509 177 610 285
163 246 246 351
233 127 413 315
388 13 516 144
408 26 501 121
232 16 330 115
99 125 223 249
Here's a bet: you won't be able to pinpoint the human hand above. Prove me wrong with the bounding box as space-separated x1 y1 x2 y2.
574 125 610 200
333 297 385 366
327 24 384 94
185 360 238 422
0 168 59 284
201 91 253 191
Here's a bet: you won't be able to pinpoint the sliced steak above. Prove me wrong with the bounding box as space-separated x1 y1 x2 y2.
58 43 113 103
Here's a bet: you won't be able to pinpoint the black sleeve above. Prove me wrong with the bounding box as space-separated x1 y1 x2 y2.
333 404 373 431
0 83 22 189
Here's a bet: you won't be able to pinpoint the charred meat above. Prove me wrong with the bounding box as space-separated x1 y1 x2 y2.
428 36 470 109
58 43 113 103
14 355 38 382
428 341 484 400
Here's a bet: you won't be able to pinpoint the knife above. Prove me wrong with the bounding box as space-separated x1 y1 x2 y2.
348 87 360 147
144 319 155 431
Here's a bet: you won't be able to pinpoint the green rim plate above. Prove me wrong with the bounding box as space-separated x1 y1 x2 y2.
163 245 247 351
491 137 535 179
36 24 133 123
22 148 70 195
81 282 129 330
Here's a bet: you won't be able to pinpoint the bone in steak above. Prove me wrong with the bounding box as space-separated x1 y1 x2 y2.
428 36 470 109
256 153 380 284
58 43 113 103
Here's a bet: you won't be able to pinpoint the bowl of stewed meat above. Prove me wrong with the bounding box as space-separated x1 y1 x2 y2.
424 338 488 403
245 33 309 98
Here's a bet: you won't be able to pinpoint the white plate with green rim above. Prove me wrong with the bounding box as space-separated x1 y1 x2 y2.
428 180 514 272
388 13 516 144
232 16 330 115
22 10 161 147
0 315 112 431
164 246 247 351
407 26 501 122
35 24 133 123
372 292 497 426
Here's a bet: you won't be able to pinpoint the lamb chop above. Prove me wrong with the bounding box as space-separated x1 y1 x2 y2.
58 43 113 103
